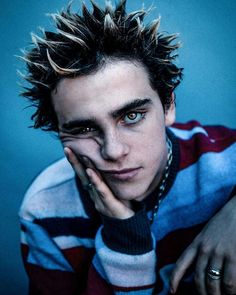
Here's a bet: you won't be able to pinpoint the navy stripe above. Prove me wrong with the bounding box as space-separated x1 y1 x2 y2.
21 223 26 232
34 216 101 238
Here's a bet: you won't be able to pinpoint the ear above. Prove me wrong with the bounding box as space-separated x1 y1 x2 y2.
165 93 176 126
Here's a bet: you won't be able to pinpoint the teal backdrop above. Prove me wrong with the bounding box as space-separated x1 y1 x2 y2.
0 0 235 294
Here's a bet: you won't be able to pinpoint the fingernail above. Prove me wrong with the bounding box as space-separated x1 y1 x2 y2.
86 168 92 177
170 288 175 294
64 147 69 158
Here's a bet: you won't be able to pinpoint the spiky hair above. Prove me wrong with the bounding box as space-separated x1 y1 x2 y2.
20 0 183 131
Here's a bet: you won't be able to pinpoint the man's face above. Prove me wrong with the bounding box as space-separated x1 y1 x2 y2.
52 60 175 201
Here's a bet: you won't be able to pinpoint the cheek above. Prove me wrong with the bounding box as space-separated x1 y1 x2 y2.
139 127 167 166
138 123 166 152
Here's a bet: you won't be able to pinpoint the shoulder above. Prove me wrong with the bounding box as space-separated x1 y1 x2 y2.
170 120 236 170
170 120 236 142
168 121 236 202
19 157 87 221
25 157 74 196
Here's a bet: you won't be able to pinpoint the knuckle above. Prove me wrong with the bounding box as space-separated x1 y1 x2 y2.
206 281 217 294
174 259 183 269
194 273 203 291
198 243 211 255
94 202 100 211
94 201 103 212
194 274 200 287
212 245 224 257
222 280 236 294
97 188 106 199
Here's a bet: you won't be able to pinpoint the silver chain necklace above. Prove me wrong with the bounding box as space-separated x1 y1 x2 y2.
149 137 173 224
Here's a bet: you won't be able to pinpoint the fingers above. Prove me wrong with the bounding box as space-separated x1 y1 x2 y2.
64 147 134 219
169 242 223 295
86 167 112 205
86 168 134 219
222 258 236 295
64 147 89 186
204 256 223 295
170 245 197 293
193 250 209 295
64 147 108 209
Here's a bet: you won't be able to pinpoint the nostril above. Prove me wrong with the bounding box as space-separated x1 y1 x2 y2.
101 138 129 161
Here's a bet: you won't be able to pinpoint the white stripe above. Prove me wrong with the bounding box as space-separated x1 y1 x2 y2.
170 126 208 140
53 235 94 249
94 228 156 287
19 179 88 220
22 157 74 202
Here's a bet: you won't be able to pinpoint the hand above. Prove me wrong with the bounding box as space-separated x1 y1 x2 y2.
170 195 236 295
64 147 134 219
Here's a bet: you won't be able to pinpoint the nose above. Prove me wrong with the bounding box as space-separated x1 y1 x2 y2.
101 130 129 161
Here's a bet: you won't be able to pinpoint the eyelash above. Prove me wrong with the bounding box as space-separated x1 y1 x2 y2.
66 111 147 137
122 111 146 125
70 126 97 135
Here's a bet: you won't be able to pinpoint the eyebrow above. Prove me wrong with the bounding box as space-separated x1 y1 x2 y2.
60 98 152 131
111 98 152 118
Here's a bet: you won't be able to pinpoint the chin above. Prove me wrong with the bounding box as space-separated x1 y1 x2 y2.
109 182 149 202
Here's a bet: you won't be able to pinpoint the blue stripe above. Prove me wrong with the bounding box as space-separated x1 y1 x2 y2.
152 144 236 240
21 219 73 271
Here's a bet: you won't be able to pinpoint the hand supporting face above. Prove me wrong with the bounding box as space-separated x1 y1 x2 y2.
170 195 236 295
64 147 135 220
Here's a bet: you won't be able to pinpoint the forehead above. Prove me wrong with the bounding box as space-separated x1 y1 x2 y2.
52 60 159 123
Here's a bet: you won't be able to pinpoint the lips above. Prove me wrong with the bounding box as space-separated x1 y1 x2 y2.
102 167 141 181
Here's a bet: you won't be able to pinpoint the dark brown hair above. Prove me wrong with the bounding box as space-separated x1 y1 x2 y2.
20 0 183 131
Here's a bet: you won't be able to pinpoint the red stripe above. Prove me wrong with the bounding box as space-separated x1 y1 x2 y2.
21 244 113 295
22 244 100 294
62 246 95 273
179 131 236 170
24 262 83 295
86 265 114 295
112 283 155 292
204 125 236 139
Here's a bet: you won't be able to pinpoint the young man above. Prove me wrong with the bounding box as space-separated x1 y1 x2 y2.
19 1 236 294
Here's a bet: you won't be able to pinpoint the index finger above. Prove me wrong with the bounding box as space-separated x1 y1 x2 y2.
64 147 89 187
170 246 197 293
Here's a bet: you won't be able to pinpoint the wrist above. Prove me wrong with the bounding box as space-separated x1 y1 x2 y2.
101 202 153 255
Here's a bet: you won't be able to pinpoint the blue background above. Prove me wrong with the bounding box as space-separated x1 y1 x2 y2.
0 0 235 294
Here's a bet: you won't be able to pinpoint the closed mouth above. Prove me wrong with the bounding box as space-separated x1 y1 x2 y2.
101 167 141 180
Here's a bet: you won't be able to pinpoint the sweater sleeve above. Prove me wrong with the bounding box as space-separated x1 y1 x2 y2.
20 210 156 295
92 204 157 295
20 217 114 295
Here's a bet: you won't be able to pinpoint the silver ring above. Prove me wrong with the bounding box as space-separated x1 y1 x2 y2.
207 267 222 280
83 182 94 191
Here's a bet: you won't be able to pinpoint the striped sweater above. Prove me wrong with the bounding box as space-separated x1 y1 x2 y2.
19 121 236 295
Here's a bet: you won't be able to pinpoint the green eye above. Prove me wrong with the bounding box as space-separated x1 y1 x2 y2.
123 112 145 124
